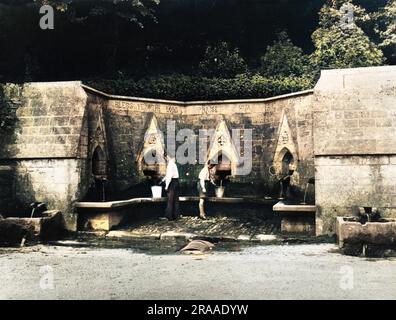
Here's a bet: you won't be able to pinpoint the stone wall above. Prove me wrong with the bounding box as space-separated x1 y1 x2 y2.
0 82 91 230
0 82 316 230
314 66 396 234
0 82 88 159
100 89 315 199
2 66 395 234
0 159 87 230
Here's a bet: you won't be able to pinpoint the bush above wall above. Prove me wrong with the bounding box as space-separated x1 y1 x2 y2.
86 73 315 101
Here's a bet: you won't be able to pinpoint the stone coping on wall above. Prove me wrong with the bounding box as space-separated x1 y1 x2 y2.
81 84 314 105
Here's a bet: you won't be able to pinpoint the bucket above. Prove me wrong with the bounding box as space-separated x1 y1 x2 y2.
215 186 225 198
151 186 162 198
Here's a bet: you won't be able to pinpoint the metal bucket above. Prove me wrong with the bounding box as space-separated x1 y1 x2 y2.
151 186 162 198
215 186 225 198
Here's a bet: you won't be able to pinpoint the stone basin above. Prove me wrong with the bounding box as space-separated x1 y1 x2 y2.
272 201 317 235
336 217 396 248
0 210 66 246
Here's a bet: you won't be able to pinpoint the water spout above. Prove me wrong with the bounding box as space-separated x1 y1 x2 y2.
301 183 309 205
301 177 315 205
101 177 108 202
278 180 285 200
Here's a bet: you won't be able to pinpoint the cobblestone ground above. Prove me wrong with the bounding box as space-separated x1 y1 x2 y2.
122 216 280 238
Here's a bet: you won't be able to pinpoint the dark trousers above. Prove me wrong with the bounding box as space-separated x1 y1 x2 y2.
165 178 180 220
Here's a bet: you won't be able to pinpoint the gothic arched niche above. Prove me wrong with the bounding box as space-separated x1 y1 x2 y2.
280 148 294 176
209 151 232 182
206 120 240 176
273 112 298 175
92 145 107 177
137 115 166 178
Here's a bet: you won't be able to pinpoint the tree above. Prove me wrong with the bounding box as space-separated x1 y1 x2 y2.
311 0 384 69
198 42 247 78
373 0 396 63
34 0 160 75
34 0 160 26
259 31 312 77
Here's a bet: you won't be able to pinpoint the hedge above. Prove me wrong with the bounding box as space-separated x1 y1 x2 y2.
86 73 315 101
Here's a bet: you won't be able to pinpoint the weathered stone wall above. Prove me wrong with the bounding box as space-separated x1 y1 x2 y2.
314 66 396 234
3 66 395 235
101 90 315 199
0 82 91 230
0 159 87 230
315 156 396 233
0 82 88 159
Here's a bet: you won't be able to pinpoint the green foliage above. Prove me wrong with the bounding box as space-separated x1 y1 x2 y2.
198 42 248 78
0 84 19 134
260 31 313 77
373 0 396 61
311 0 385 69
87 73 314 101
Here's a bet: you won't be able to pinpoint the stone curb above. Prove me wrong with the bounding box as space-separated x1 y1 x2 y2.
103 231 281 243
106 230 161 241
74 231 332 244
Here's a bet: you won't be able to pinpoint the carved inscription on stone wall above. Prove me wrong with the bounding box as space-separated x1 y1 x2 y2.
110 100 181 114
201 105 218 115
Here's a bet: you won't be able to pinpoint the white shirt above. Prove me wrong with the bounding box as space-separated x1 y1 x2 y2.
198 166 210 189
164 159 179 189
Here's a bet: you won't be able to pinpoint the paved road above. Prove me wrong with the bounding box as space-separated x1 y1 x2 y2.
0 243 395 300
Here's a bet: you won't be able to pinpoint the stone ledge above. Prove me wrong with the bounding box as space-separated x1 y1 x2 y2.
160 231 196 241
106 230 160 241
273 201 316 213
75 196 277 210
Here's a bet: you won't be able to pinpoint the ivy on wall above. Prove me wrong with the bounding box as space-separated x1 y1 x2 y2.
0 84 20 134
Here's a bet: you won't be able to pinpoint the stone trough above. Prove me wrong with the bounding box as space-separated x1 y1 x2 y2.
336 217 396 248
272 201 317 235
0 210 66 246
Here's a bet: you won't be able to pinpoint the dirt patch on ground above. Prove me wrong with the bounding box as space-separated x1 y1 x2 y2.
119 216 279 238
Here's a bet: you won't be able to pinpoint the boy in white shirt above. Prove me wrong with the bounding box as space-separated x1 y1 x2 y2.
162 154 180 220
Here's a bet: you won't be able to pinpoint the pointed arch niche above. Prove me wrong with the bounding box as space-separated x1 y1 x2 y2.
89 107 108 178
92 145 107 177
137 115 166 177
273 112 298 175
206 120 240 176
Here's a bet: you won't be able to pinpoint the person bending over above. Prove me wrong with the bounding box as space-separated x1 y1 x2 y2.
197 162 215 219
